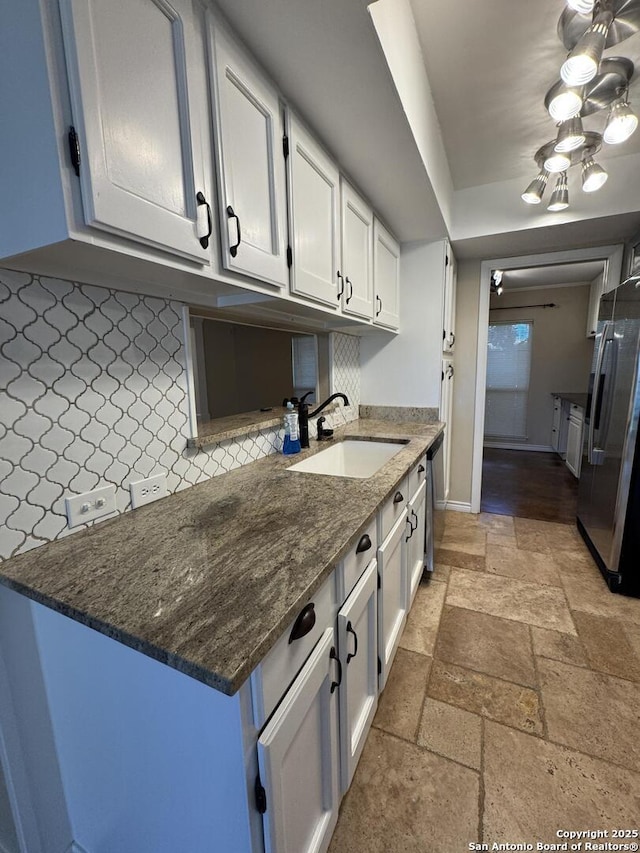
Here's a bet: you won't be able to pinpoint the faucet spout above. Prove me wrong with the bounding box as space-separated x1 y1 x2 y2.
298 393 350 449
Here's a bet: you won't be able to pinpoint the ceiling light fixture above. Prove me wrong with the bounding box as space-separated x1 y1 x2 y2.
581 154 609 191
523 4 640 213
547 86 584 120
554 117 586 151
603 97 639 143
566 0 594 13
561 9 613 86
491 271 504 296
521 169 550 204
548 172 570 211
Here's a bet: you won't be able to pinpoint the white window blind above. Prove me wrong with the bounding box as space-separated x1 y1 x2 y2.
291 335 317 401
485 321 533 441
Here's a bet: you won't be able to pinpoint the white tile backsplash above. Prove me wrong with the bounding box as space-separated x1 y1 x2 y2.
0 270 361 561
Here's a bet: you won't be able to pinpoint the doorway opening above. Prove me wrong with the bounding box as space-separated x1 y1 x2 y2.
474 252 620 522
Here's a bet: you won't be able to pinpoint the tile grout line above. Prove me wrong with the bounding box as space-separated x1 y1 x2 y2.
528 623 549 741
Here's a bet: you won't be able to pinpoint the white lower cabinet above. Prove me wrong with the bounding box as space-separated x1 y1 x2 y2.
377 509 409 690
337 559 378 793
406 479 427 607
566 406 584 479
257 627 341 853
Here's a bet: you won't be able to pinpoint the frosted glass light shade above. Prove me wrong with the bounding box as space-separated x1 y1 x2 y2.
548 173 569 211
554 117 586 152
521 170 550 204
548 88 583 121
603 101 639 144
561 15 611 86
582 157 608 191
544 151 572 173
567 0 594 12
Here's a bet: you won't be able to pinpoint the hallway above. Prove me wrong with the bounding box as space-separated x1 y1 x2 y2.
481 448 579 525
329 511 640 853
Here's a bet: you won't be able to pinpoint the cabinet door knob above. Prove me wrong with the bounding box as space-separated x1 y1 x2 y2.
197 192 213 250
418 464 425 474
330 646 342 693
226 205 242 257
288 603 316 643
337 271 345 300
346 277 354 303
376 294 383 317
346 621 358 664
356 533 372 554
393 491 404 504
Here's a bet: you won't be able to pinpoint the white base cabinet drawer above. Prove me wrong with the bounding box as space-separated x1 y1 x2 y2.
257 627 340 853
378 476 408 543
337 559 378 793
251 573 335 729
336 517 377 602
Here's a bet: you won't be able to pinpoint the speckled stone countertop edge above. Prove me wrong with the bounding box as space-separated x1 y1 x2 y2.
550 392 589 409
0 420 443 695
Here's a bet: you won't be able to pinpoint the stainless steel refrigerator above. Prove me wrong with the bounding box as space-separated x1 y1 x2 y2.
577 274 640 596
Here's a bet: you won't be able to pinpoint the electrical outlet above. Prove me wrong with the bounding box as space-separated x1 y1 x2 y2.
130 473 168 509
65 485 117 529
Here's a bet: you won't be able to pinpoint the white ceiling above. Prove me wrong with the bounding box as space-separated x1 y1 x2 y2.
499 260 604 290
411 0 640 190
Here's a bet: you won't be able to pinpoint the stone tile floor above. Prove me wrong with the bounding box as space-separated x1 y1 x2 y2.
329 511 640 853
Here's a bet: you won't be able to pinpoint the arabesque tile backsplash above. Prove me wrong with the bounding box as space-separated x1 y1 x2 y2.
0 269 360 561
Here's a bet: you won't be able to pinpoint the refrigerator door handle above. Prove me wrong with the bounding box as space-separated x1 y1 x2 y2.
589 321 611 465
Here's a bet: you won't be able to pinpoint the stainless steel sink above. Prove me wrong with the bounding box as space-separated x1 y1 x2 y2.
287 439 404 479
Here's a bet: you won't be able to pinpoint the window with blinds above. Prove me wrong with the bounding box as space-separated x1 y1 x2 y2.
484 321 533 441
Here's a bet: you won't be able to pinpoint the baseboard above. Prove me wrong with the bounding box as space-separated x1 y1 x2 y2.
484 442 554 452
445 501 472 513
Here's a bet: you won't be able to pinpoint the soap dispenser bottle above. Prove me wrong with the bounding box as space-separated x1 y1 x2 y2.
282 401 301 455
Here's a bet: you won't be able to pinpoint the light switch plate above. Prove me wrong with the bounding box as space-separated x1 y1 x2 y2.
130 473 168 509
65 485 117 529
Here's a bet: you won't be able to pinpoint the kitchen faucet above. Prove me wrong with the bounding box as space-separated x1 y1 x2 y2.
298 392 350 448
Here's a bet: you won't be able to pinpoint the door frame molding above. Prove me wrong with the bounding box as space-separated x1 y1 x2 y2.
471 243 624 513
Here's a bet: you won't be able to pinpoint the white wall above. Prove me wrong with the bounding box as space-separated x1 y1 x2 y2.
360 240 445 408
448 260 481 506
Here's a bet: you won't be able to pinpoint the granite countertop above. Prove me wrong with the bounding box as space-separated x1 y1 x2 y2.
0 419 443 696
551 392 589 409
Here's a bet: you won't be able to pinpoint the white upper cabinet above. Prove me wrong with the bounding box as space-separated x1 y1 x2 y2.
287 113 341 308
340 181 374 320
586 274 604 337
373 219 400 330
59 0 210 264
208 18 288 288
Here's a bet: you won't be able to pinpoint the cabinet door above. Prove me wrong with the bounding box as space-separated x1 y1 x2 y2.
209 20 288 287
287 114 340 308
551 397 562 452
406 480 427 607
566 416 583 478
258 627 340 853
60 0 210 264
373 219 400 330
377 511 408 690
443 245 457 353
340 181 373 319
337 559 378 793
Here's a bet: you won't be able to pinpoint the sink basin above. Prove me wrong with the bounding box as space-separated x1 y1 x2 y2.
287 439 404 479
